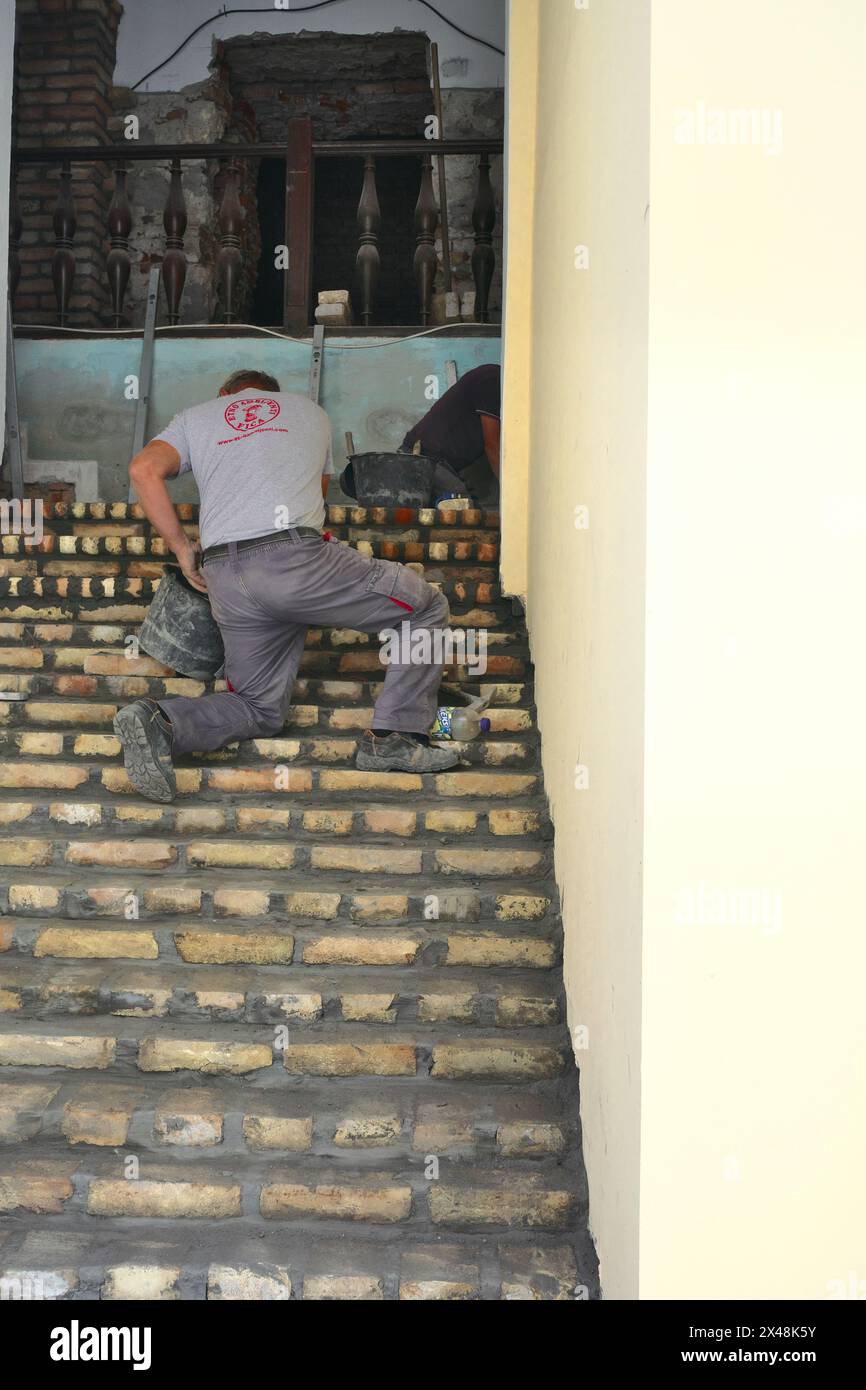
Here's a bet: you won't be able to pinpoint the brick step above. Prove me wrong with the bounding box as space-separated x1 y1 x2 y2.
0 1071 571 1157
0 828 550 878
22 500 502 531
0 1017 569 1082
0 761 541 800
2 536 500 565
0 1149 578 1232
0 915 560 971
0 647 531 682
0 1223 586 1299
0 574 510 609
0 731 536 771
0 674 532 709
2 702 534 738
0 957 561 1027
0 878 554 924
0 795 550 843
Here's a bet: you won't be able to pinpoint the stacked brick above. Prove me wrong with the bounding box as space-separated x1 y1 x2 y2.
12 0 124 327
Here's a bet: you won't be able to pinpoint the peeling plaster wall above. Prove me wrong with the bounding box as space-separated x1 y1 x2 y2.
114 0 505 93
15 334 500 500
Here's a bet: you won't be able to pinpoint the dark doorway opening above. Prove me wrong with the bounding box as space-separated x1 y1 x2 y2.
250 159 286 327
313 151 421 326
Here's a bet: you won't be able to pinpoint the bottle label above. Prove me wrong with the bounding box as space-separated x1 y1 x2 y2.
430 706 454 739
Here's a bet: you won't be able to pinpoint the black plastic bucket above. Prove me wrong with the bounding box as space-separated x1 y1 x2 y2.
341 452 436 507
138 566 225 680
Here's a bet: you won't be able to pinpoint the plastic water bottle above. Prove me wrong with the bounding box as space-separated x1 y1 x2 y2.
430 692 494 741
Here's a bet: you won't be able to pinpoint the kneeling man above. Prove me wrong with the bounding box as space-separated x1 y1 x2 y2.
114 368 460 803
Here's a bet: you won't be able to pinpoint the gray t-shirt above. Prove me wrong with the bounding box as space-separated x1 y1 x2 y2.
153 389 334 550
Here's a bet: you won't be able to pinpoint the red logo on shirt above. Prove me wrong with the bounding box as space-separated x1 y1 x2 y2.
224 397 281 432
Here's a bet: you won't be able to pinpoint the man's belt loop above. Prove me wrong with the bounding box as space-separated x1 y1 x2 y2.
228 540 239 572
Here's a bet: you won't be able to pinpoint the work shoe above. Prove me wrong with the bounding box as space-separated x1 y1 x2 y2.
113 699 176 803
356 730 462 773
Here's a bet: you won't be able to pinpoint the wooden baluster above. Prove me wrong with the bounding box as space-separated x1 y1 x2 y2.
471 153 496 323
106 163 132 328
355 155 380 326
162 157 187 326
52 161 77 326
216 158 243 324
9 168 22 306
413 153 439 326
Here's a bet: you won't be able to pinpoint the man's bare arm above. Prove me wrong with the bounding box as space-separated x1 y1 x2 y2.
481 414 501 480
129 441 207 592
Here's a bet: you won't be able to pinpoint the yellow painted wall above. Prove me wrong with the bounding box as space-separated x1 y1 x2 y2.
504 0 866 1299
640 0 866 1298
504 0 651 1300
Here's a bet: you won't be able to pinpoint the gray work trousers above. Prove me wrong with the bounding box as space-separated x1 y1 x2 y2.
158 531 450 756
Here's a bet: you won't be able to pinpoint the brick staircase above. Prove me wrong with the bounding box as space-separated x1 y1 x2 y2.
0 502 597 1302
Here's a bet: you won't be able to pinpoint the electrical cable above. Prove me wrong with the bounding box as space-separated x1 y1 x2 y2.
130 0 504 90
14 320 497 348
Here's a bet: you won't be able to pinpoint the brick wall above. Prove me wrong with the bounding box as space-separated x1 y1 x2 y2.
13 0 124 327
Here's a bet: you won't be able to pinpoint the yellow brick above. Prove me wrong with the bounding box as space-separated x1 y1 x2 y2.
187 841 296 870
0 649 42 668
0 1168 74 1214
435 848 543 876
0 989 21 1012
311 846 421 874
48 802 103 826
176 807 228 833
65 841 177 869
0 763 87 790
417 993 475 1023
27 701 115 726
429 1185 573 1229
175 932 294 965
303 1275 384 1300
350 895 408 921
138 1038 272 1075
495 895 550 921
261 1181 411 1222
15 732 63 755
303 937 419 967
363 808 417 836
0 839 53 867
73 735 120 756
206 768 312 794
154 1090 224 1147
207 1265 291 1300
319 770 421 793
445 935 556 969
282 891 341 919
84 652 173 676
301 809 353 835
424 810 478 834
143 885 201 914
431 1044 563 1081
434 773 536 798
8 884 60 912
242 1114 313 1152
88 1178 241 1219
114 804 165 824
284 1044 415 1077
235 807 291 833
0 1034 115 1069
62 1085 139 1145
488 809 542 835
34 928 158 960
213 888 270 917
340 994 397 1023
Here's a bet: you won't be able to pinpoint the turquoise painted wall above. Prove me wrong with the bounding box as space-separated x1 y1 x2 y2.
16 334 501 501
